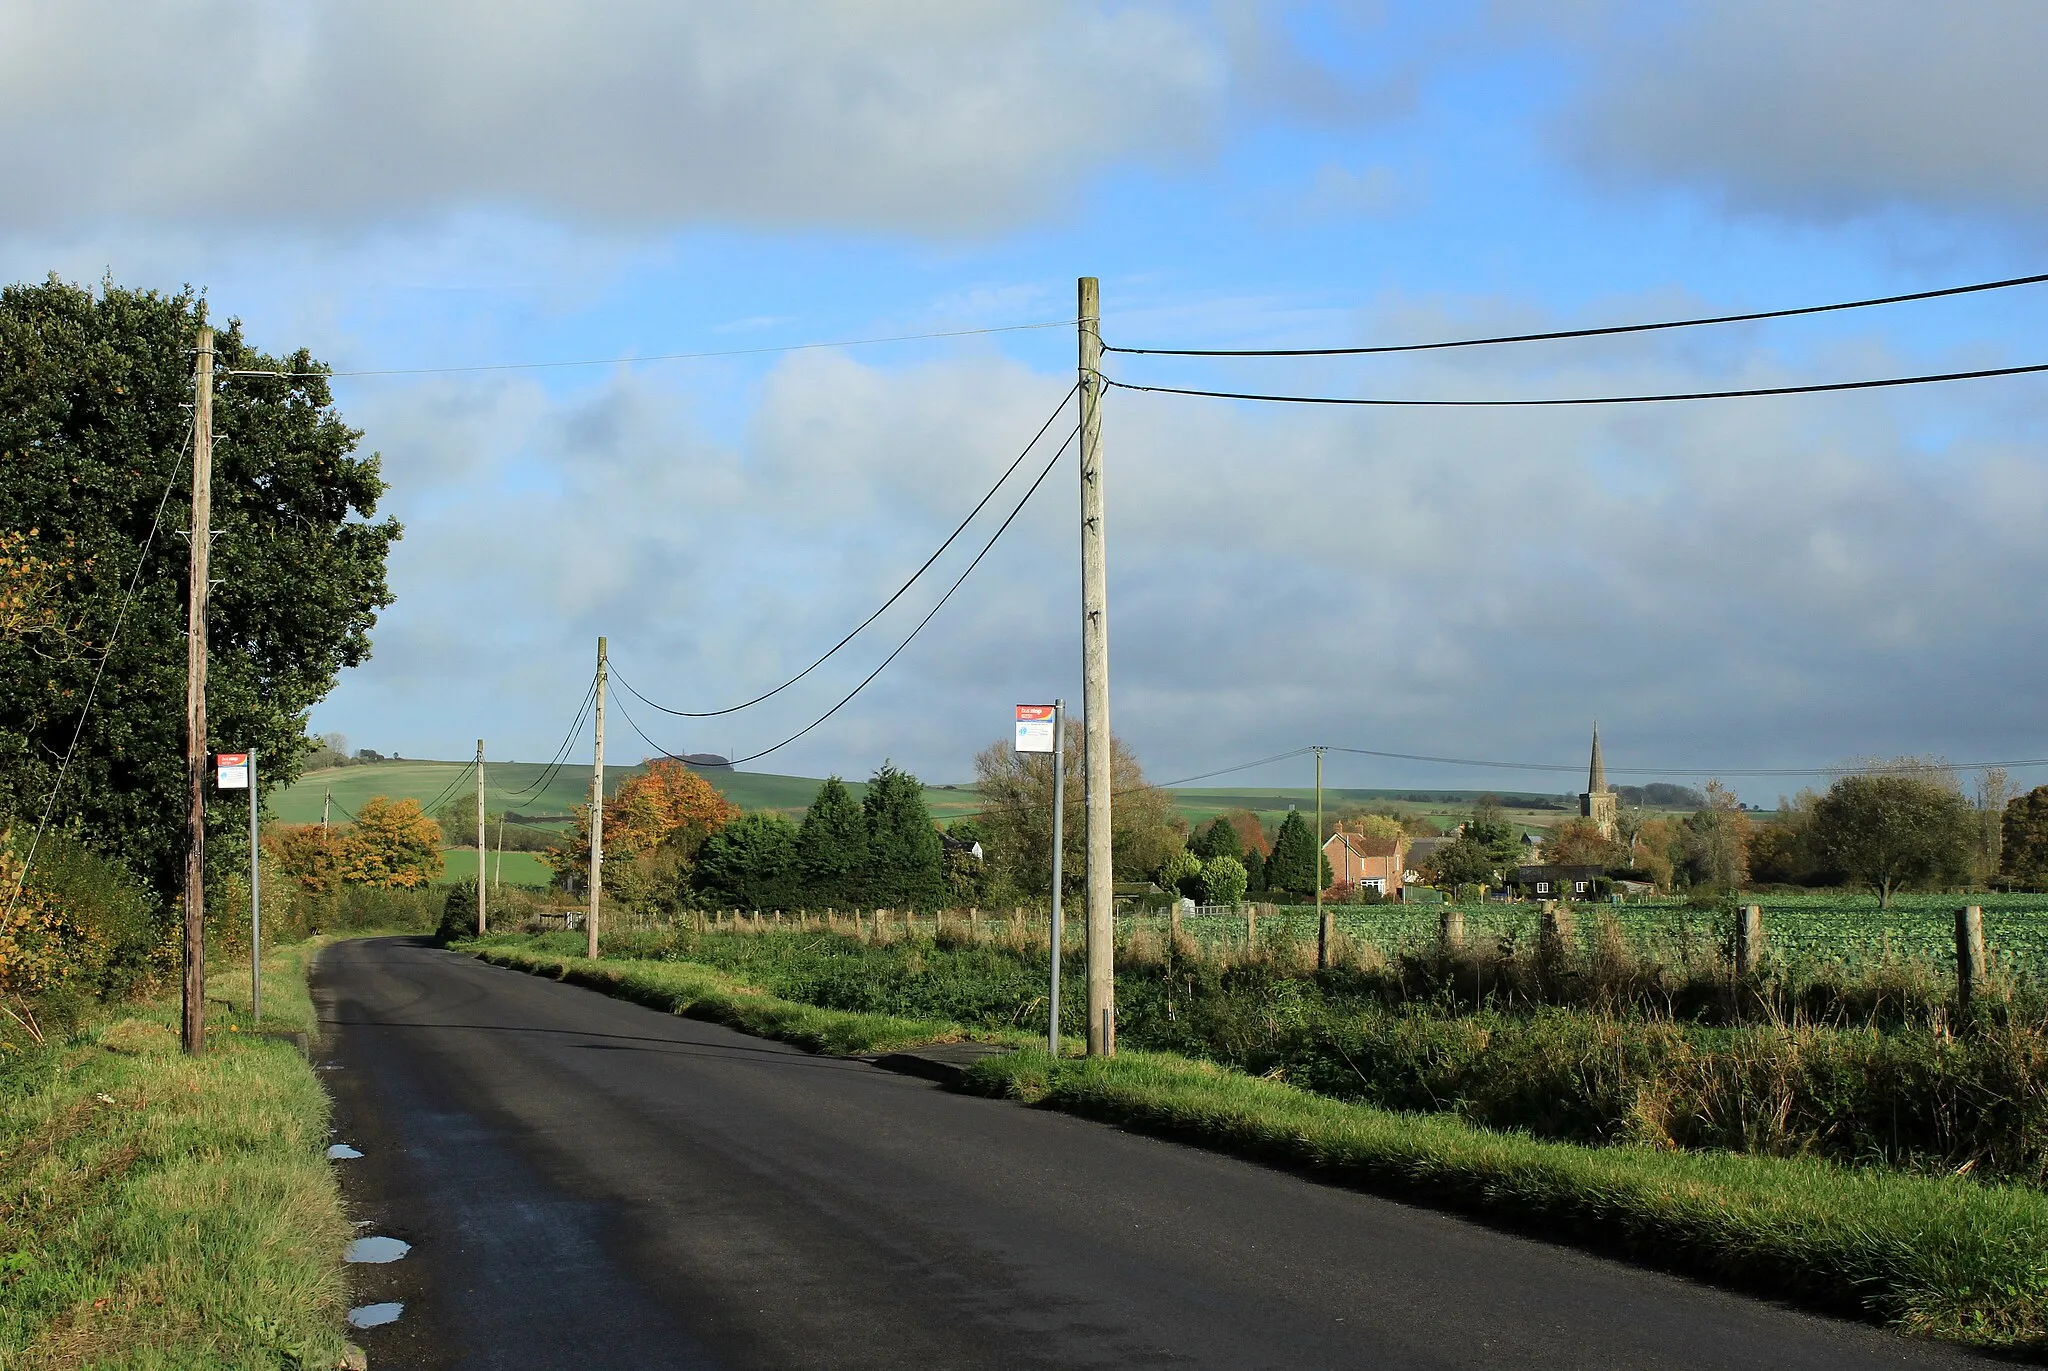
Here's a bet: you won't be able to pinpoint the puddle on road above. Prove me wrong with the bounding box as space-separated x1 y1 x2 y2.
345 1236 411 1264
347 1303 404 1330
326 1143 364 1159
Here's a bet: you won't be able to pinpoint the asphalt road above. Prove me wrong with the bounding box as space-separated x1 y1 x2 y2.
313 936 1988 1370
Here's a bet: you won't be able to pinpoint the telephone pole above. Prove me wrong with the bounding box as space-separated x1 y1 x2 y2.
321 787 331 836
1315 747 1330 969
1078 277 1114 1056
475 739 487 936
182 327 213 1056
588 637 606 960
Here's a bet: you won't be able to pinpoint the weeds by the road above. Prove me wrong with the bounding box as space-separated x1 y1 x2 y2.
0 940 351 1370
959 1048 2048 1350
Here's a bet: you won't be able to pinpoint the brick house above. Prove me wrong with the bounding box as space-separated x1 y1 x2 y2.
1322 829 1407 896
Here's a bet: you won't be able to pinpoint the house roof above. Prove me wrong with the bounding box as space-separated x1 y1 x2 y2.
1324 830 1404 860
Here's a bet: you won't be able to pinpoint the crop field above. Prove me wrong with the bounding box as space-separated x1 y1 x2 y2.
1162 893 2048 975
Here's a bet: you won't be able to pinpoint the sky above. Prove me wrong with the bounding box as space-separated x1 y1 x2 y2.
7 1 2047 801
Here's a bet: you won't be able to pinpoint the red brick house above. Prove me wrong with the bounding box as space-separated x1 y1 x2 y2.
1322 829 1407 896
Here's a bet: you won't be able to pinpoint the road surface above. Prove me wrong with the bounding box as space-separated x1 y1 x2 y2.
313 936 1986 1370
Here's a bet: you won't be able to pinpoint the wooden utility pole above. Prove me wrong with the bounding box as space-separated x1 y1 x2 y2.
588 637 606 960
1078 277 1114 1056
475 739 487 936
321 787 331 836
1315 747 1330 969
182 327 213 1056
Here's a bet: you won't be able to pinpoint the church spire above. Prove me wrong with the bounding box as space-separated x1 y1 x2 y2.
1588 722 1607 795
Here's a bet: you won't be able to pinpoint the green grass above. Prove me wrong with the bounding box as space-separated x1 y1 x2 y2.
0 940 351 1369
466 933 2048 1351
437 848 554 888
276 760 986 825
957 1048 2048 1349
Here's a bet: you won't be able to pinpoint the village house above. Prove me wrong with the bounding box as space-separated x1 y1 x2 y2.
1322 828 1407 896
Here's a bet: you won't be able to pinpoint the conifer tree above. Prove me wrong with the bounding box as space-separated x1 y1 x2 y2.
798 776 869 906
861 763 946 910
1265 810 1331 899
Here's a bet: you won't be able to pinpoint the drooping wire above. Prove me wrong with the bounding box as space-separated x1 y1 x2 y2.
1104 359 2048 409
2 413 194 937
1104 271 2048 357
416 757 480 821
628 426 1080 769
612 382 1081 720
498 674 600 803
223 319 1076 380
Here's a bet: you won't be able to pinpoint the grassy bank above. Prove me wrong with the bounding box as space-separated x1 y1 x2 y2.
0 940 351 1370
958 1048 2048 1349
470 934 2048 1350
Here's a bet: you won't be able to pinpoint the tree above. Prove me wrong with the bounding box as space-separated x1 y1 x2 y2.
941 819 993 906
0 278 399 898
1242 845 1268 894
1464 796 1524 866
545 757 735 899
1999 787 2048 890
798 776 868 906
1812 772 1974 908
1199 854 1248 907
1265 811 1330 899
971 731 1180 900
691 812 799 909
335 797 442 888
1540 818 1628 870
1159 847 1202 899
264 823 342 892
1190 817 1241 862
1423 834 1500 890
861 763 945 910
1976 767 2016 886
1675 780 1752 891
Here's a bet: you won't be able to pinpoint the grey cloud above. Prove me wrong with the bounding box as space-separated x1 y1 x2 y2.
1547 1 2048 220
1 1 1224 236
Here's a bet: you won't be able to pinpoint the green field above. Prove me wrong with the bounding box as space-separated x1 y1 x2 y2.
276 759 987 826
439 847 555 888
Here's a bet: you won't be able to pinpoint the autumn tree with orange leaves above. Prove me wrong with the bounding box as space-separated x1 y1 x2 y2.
545 759 736 911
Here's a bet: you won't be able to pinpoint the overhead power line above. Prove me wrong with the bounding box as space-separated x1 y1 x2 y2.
1105 359 2048 409
499 674 600 802
1105 270 2048 357
612 382 1080 721
223 319 1074 381
1320 745 2048 778
628 426 1079 769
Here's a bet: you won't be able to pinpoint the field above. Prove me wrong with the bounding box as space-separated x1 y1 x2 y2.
439 847 555 888
276 759 986 827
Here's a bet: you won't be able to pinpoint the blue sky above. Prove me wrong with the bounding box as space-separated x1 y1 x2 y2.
8 1 2047 800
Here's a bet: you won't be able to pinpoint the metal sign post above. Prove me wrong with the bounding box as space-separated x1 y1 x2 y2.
1016 704 1064 1055
216 752 259 1023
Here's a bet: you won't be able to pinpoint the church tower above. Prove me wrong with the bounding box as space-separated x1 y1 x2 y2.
1580 723 1618 841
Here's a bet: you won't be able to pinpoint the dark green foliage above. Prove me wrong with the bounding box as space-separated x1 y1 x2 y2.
1189 817 1241 862
2001 787 2048 891
1426 834 1502 888
797 776 868 905
436 881 478 944
0 277 398 897
1812 775 1975 908
692 812 800 909
1264 811 1329 898
1242 846 1267 894
861 763 945 910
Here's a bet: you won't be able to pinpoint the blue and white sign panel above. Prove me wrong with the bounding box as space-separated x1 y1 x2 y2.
1014 705 1055 754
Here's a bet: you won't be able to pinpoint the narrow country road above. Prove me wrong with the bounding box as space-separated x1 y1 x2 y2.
313 936 1984 1370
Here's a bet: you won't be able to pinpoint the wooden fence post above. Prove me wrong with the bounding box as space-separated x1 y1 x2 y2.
1735 904 1764 978
1957 905 1987 1010
1246 905 1257 951
1439 908 1464 953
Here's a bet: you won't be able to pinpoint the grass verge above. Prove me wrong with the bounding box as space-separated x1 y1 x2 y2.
474 938 2048 1352
471 942 1016 1054
0 941 351 1370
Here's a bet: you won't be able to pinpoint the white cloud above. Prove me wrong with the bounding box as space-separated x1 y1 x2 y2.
0 0 1226 236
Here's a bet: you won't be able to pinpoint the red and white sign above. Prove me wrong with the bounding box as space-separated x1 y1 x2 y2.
1014 705 1056 754
216 753 250 789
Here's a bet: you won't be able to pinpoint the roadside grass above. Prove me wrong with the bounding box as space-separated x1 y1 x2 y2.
471 932 2048 1353
470 941 1019 1055
0 940 351 1370
959 1048 2048 1351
